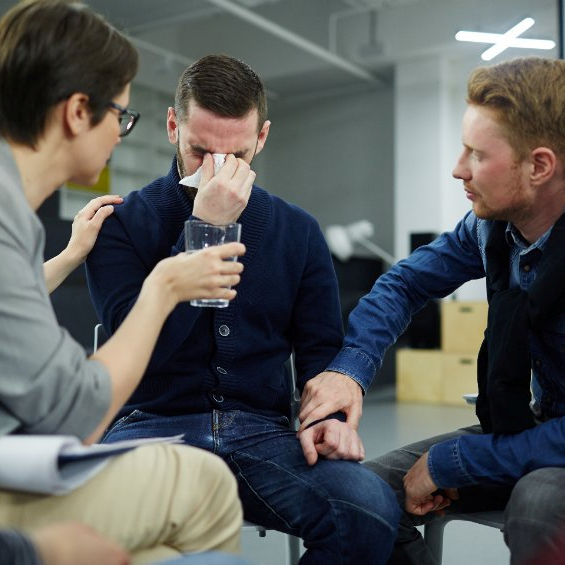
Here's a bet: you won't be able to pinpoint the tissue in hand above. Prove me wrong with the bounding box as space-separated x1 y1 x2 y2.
179 153 227 188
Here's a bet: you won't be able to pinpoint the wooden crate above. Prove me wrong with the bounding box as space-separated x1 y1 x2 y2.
441 353 477 405
396 349 442 403
396 349 478 405
441 301 488 354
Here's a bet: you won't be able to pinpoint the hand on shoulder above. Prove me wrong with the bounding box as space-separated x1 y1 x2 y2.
65 194 124 265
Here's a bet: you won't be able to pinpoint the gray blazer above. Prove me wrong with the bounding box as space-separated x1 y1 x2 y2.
0 140 110 439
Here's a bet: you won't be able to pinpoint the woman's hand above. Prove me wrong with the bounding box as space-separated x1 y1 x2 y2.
66 195 123 265
145 242 246 312
44 195 123 293
32 522 130 565
87 242 244 442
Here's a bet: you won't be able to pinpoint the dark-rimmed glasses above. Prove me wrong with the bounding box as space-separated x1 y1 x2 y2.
107 101 140 137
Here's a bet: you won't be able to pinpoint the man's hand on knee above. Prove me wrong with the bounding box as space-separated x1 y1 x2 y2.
299 371 363 431
403 453 457 516
297 419 365 466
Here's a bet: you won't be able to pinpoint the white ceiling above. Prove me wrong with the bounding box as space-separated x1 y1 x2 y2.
0 0 559 101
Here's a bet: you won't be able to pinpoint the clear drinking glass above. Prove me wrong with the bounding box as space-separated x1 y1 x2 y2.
185 220 242 308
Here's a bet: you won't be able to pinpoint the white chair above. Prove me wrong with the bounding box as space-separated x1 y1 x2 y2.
423 511 505 562
422 391 505 562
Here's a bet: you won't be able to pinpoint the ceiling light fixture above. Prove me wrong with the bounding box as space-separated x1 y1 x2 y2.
455 17 555 61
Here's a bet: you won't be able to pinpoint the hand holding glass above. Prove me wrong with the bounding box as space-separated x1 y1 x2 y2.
185 220 242 307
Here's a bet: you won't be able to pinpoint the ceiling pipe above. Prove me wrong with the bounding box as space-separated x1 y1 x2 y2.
328 6 369 54
130 36 195 69
205 0 379 83
129 35 279 99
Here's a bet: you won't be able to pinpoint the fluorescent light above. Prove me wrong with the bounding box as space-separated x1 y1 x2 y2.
481 17 534 60
455 17 556 61
456 32 554 49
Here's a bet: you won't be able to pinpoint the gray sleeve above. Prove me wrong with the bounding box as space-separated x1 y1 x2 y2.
0 175 112 440
0 530 42 565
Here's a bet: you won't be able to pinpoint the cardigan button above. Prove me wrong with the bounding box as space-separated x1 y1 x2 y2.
216 366 228 374
212 393 224 403
522 264 531 272
219 325 230 337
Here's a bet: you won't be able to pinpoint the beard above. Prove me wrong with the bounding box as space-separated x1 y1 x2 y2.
176 140 187 178
176 141 198 199
469 176 530 225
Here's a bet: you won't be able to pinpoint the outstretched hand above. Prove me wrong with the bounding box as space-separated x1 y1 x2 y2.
149 241 246 307
299 371 363 431
44 195 123 293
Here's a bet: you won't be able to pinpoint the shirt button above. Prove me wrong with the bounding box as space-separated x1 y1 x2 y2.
219 325 230 337
523 264 531 272
216 366 227 374
534 359 541 367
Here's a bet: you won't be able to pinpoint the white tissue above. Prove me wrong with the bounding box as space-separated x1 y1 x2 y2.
179 153 227 188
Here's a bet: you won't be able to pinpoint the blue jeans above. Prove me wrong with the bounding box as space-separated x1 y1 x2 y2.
103 410 400 564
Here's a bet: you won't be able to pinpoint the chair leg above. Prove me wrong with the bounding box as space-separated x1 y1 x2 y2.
423 517 449 564
286 534 301 565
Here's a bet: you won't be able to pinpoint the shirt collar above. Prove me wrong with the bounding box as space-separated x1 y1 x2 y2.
505 222 553 254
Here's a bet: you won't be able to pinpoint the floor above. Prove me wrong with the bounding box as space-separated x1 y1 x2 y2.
240 386 510 564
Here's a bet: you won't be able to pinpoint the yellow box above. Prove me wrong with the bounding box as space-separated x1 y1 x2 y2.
66 165 110 194
441 301 488 354
396 349 442 403
441 353 478 405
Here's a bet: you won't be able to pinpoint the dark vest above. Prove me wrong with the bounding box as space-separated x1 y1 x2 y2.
476 214 565 434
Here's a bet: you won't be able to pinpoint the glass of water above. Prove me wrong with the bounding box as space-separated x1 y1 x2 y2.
185 220 242 308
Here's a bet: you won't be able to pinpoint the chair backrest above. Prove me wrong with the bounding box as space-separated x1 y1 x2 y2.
93 323 108 352
285 352 300 430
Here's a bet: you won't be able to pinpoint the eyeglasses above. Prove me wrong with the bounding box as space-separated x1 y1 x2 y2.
107 101 140 137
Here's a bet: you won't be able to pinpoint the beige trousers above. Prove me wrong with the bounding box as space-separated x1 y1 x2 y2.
0 444 242 564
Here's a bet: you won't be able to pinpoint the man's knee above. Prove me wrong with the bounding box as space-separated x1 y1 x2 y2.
166 445 243 553
326 463 401 534
506 468 564 524
175 445 241 517
504 468 565 563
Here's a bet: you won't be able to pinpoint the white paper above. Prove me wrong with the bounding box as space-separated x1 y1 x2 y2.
0 434 183 495
179 153 226 188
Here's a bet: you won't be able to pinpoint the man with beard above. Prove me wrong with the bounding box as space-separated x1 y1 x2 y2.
87 53 400 564
301 56 565 564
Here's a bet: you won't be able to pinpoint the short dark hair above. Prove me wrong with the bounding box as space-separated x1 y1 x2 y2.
174 54 267 133
0 0 138 147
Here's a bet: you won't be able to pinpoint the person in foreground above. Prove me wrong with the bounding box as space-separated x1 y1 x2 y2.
0 1 246 563
0 522 254 565
86 53 401 563
300 56 565 564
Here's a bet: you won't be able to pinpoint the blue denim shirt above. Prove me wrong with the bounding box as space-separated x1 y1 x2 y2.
328 210 565 488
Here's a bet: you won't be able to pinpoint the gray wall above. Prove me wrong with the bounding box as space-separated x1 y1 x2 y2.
257 84 395 255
